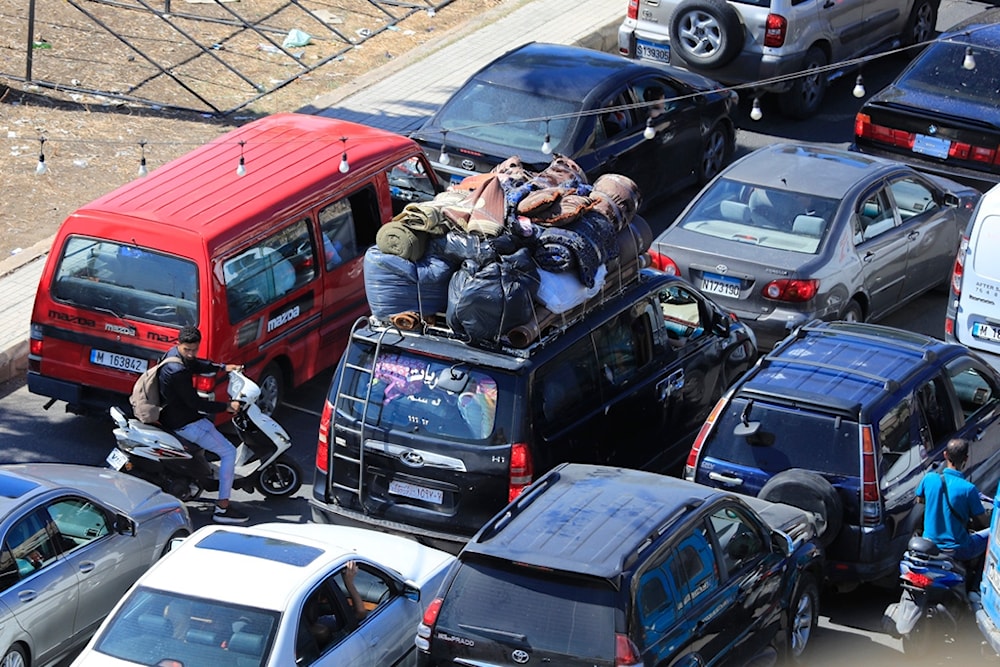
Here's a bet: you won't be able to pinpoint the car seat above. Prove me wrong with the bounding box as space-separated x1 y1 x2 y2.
791 215 825 237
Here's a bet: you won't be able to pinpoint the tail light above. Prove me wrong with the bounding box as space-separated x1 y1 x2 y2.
951 233 969 296
626 0 638 21
415 597 443 652
685 395 727 480
615 634 643 667
316 399 333 473
763 14 787 47
509 443 533 501
902 570 933 588
854 113 915 149
29 324 43 372
762 279 818 302
648 249 680 276
860 425 882 526
193 374 216 393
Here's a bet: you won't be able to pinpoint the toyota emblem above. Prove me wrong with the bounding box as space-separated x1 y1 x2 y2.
400 451 425 467
460 159 476 171
511 649 529 664
716 264 729 274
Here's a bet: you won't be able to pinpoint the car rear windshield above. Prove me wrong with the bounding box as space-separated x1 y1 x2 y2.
900 41 1000 103
334 345 502 441
705 397 860 477
52 236 199 328
436 81 579 153
436 559 616 662
678 177 840 255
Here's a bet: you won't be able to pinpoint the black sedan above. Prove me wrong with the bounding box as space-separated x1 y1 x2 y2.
410 42 739 205
854 8 1000 188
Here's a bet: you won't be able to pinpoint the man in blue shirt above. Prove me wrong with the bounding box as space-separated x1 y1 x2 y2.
916 438 989 563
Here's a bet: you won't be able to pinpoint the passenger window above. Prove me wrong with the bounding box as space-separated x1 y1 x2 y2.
888 177 938 220
387 155 437 215
668 524 718 609
708 506 765 577
657 285 706 347
594 312 643 385
916 378 952 446
637 552 682 642
534 338 602 436
334 565 393 617
297 580 350 664
318 200 358 271
855 189 895 243
948 363 999 422
47 497 110 551
601 94 633 139
5 510 59 578
878 396 926 483
222 218 316 322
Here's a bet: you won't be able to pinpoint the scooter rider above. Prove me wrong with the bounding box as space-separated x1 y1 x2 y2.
916 437 990 587
159 325 248 524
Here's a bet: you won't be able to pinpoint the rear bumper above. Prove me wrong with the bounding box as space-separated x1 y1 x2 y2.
852 141 1000 190
309 498 466 553
27 371 123 415
977 607 1000 657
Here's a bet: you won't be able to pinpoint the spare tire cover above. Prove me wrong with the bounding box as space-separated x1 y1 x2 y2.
669 0 745 70
758 469 843 547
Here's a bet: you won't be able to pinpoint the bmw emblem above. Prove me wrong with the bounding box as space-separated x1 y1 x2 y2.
511 649 529 664
400 451 425 467
928 125 938 135
461 158 476 171
716 264 728 274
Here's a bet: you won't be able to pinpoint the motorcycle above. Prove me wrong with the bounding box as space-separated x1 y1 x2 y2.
107 369 303 501
883 534 983 654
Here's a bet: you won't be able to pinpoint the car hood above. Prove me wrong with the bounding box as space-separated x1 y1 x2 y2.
868 85 1000 132
5 463 173 516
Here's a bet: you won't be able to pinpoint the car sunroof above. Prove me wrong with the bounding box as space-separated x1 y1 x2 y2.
195 530 324 566
0 472 40 498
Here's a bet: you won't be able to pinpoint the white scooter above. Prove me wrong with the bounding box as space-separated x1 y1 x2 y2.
107 370 302 501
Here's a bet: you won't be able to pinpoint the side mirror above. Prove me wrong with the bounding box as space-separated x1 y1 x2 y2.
115 513 137 536
771 529 793 557
403 580 420 602
943 192 960 208
711 309 731 337
734 420 760 438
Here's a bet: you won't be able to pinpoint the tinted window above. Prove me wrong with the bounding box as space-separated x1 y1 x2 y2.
898 41 1000 104
708 505 765 576
52 236 199 327
5 509 59 577
436 560 615 661
948 362 1000 423
706 397 860 476
533 337 602 436
336 347 500 441
669 524 718 606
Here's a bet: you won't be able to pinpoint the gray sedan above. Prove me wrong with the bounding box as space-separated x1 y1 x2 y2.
650 143 981 349
0 464 192 667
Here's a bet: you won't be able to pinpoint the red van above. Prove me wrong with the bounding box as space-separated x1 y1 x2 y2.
28 113 440 416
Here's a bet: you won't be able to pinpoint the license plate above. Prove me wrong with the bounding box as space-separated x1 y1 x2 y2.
388 480 443 504
90 349 148 374
700 273 741 298
912 134 950 159
106 448 129 471
973 322 1000 343
636 40 670 63
449 173 466 186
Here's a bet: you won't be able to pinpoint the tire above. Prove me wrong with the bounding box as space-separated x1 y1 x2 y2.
778 46 828 119
257 362 284 417
669 0 744 70
0 645 27 667
758 469 843 547
902 0 937 49
255 455 303 498
786 576 819 663
901 616 935 655
840 299 863 323
698 123 732 184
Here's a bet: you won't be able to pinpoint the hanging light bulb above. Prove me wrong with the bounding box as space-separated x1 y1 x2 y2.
137 140 148 177
750 98 763 121
853 75 866 99
339 136 350 174
643 118 656 140
964 46 976 71
35 137 47 175
235 140 246 177
540 119 552 155
439 131 451 166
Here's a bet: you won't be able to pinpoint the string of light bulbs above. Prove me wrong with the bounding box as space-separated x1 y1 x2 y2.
19 27 993 177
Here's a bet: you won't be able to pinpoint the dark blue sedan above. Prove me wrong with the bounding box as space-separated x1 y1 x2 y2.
410 41 739 205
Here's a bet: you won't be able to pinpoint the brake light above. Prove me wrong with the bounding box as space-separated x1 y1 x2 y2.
29 337 42 357
193 374 216 393
861 425 881 526
509 443 533 501
854 113 915 149
627 0 638 21
763 13 787 47
952 234 968 296
415 597 443 652
316 399 332 473
648 249 680 276
762 279 818 302
615 633 643 667
902 570 933 588
685 395 727 480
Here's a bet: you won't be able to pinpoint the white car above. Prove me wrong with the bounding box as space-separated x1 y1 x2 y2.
70 523 455 667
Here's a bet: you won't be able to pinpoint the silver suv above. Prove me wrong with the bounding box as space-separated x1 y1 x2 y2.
617 0 939 118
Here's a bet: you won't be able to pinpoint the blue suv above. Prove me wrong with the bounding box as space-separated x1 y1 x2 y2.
686 320 1000 588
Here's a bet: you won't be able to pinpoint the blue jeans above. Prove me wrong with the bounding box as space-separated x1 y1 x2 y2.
953 528 990 561
175 418 236 502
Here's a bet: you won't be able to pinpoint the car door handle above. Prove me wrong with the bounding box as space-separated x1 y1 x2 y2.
657 370 684 400
863 251 876 262
708 471 743 487
79 561 96 574
18 591 37 603
823 0 834 7
907 230 920 240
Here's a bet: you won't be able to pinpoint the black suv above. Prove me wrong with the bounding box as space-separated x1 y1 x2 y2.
310 269 757 548
416 463 824 666
687 320 1000 587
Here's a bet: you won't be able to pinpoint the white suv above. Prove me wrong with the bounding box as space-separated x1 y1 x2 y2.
617 0 939 118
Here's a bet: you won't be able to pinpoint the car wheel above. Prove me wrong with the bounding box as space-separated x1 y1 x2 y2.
697 123 732 184
257 362 284 417
758 469 843 547
901 616 936 655
840 299 863 323
256 455 303 498
787 576 819 663
902 0 937 48
1 645 27 667
777 46 828 119
669 0 744 70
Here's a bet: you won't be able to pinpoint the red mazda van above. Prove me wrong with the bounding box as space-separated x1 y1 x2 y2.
28 113 440 416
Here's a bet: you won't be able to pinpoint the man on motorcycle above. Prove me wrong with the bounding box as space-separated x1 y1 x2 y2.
159 325 248 524
916 437 990 586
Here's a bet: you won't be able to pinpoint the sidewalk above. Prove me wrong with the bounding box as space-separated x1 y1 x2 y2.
0 0 624 386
